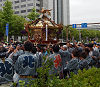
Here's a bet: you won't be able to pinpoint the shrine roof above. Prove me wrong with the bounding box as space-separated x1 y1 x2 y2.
28 15 63 29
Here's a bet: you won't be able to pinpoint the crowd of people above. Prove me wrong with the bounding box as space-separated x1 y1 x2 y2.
0 39 100 86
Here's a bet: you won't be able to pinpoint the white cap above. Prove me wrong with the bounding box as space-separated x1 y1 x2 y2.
63 45 67 48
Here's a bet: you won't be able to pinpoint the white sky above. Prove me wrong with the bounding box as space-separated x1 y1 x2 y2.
70 0 100 24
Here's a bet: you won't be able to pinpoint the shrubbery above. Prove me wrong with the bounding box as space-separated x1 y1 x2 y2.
18 57 100 87
62 67 100 87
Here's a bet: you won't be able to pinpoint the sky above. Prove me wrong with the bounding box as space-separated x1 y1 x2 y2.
70 0 100 24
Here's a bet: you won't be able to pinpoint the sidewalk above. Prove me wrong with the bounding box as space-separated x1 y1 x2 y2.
0 82 12 87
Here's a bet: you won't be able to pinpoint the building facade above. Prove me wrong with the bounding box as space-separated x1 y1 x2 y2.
0 0 40 16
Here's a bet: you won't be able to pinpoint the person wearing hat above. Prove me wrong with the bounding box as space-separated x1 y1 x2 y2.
59 45 71 70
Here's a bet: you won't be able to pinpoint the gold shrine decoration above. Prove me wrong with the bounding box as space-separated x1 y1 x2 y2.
25 8 63 44
39 8 52 16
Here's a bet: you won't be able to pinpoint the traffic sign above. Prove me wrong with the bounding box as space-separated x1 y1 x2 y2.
81 23 87 28
72 24 77 28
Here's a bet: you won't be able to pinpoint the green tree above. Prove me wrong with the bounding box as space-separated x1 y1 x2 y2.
69 27 79 41
88 30 96 40
81 29 89 38
61 26 79 42
61 26 66 40
0 11 4 40
2 0 13 36
2 0 13 23
96 30 100 39
27 8 39 21
10 15 26 36
0 11 4 32
80 29 90 42
1 0 26 37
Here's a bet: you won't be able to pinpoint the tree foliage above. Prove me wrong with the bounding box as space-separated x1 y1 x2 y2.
69 27 79 41
67 27 100 42
0 0 26 37
62 26 67 40
80 29 100 42
81 29 90 39
9 15 26 35
2 0 13 23
27 8 39 21
60 26 100 42
96 30 100 38
0 11 4 33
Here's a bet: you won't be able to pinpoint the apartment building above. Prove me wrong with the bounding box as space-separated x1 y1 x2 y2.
0 0 40 16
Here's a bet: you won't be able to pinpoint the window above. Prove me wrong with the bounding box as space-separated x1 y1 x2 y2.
36 9 39 12
15 0 19 4
27 3 33 6
21 10 26 13
36 3 40 7
21 4 26 8
15 6 19 9
27 9 32 12
15 11 19 14
21 0 26 2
